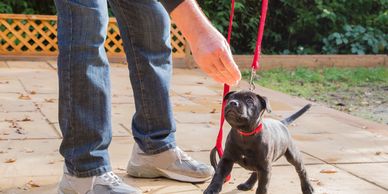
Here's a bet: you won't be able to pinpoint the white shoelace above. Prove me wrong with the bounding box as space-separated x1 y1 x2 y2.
174 147 193 164
101 172 122 186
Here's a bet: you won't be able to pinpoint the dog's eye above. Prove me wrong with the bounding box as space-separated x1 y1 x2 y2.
246 98 254 105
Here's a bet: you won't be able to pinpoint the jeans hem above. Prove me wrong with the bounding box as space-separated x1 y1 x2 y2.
66 165 112 177
143 142 176 155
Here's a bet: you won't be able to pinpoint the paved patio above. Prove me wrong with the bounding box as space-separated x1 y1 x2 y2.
0 60 387 194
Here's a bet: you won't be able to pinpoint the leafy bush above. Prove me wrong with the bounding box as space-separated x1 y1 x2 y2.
198 0 388 54
323 25 387 54
1 0 387 54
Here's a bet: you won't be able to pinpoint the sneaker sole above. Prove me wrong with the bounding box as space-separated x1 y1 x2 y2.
127 162 211 183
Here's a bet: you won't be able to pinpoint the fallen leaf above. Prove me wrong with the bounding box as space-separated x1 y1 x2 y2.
15 128 25 134
18 94 31 100
22 117 32 122
27 180 40 188
210 108 217 113
5 158 16 163
375 151 382 155
320 169 337 174
44 98 56 103
208 121 216 125
29 91 37 95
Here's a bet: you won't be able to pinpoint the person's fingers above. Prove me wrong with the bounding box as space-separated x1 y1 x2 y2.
212 58 232 83
205 63 225 83
219 48 241 82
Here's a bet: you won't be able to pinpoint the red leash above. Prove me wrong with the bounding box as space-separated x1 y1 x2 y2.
210 0 269 183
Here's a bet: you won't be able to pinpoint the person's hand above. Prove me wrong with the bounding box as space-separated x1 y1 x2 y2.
171 0 241 86
190 28 241 86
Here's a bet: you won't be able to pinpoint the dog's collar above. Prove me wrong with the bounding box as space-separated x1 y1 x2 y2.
237 122 263 136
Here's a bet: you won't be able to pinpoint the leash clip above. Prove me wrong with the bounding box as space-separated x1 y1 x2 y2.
249 68 256 91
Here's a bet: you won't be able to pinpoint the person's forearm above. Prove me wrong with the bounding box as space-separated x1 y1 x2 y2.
170 0 216 43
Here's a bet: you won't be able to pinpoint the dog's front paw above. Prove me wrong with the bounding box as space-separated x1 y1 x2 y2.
237 183 254 191
204 185 221 194
302 183 314 194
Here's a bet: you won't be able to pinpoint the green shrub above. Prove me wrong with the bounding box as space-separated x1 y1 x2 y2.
1 0 387 54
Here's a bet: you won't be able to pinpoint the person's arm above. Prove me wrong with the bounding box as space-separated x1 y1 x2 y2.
168 0 241 86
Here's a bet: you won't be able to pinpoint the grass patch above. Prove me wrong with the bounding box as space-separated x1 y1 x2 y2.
243 66 387 98
242 66 388 123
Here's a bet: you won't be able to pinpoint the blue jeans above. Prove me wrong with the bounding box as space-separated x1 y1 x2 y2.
54 0 176 177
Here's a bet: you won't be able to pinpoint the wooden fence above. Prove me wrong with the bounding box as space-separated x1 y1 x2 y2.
0 14 187 57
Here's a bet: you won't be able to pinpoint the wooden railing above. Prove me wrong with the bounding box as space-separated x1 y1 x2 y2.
0 14 187 58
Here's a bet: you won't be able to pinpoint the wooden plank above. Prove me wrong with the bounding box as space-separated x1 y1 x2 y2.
235 55 387 70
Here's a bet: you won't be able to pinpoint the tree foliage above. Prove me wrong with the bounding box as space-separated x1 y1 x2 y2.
1 0 387 54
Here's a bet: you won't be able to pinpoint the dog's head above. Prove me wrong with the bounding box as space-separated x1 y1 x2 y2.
224 90 271 132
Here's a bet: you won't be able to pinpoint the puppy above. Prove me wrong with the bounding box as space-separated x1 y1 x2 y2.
205 90 314 194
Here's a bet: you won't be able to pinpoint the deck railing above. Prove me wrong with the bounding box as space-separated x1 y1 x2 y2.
0 14 187 58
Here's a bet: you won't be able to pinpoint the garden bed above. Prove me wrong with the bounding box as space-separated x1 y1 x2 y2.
244 66 388 124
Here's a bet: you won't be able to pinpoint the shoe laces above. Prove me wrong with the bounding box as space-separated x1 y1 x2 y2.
174 147 193 164
101 172 122 186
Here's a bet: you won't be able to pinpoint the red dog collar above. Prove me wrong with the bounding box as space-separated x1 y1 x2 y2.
237 122 263 136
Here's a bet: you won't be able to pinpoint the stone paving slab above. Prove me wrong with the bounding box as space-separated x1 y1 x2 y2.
0 61 8 68
336 163 388 189
0 93 37 112
1 62 388 193
0 79 25 94
6 61 51 70
196 164 388 194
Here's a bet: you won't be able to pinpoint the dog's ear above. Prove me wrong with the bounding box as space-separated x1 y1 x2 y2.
223 91 236 101
257 95 272 113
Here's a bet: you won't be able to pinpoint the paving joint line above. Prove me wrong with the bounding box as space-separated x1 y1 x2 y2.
301 151 388 191
16 78 63 138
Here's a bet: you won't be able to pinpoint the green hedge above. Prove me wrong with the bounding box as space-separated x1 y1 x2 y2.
1 0 387 54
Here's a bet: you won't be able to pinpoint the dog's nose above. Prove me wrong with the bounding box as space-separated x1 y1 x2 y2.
229 100 239 107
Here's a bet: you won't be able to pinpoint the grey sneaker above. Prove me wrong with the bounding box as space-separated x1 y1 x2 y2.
127 144 214 183
58 166 141 194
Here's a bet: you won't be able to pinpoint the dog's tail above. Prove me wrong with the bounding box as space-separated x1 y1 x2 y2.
281 104 312 126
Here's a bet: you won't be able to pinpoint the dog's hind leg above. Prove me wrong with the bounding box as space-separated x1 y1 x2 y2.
285 143 314 194
237 172 257 191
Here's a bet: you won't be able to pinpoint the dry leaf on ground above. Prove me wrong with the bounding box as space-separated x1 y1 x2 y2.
5 158 16 163
44 98 56 103
320 169 337 174
22 117 32 122
18 94 31 100
27 180 40 188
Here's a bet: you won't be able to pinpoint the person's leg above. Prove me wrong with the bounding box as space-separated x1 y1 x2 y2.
55 0 112 177
55 0 141 193
108 0 214 182
108 0 175 154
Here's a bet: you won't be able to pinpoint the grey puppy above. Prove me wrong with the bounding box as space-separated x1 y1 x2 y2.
204 90 314 194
